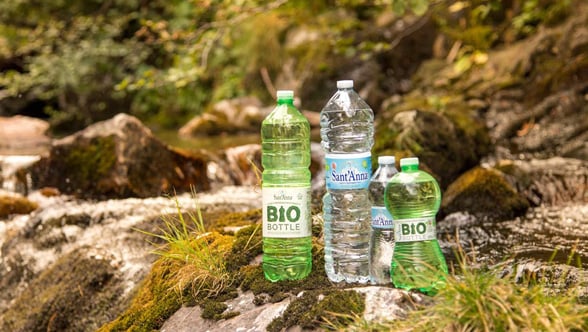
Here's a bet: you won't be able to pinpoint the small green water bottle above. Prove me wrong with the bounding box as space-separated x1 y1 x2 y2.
261 90 312 281
385 157 447 294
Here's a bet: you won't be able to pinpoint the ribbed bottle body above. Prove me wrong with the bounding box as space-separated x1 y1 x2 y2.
262 93 312 282
321 81 374 284
368 157 397 284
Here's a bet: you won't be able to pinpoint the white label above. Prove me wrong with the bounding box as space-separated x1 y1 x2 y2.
262 187 311 238
394 217 436 242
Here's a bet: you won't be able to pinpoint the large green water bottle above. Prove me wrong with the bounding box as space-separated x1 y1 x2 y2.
385 157 447 294
261 90 312 281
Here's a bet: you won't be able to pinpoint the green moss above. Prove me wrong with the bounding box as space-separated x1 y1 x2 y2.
225 224 263 271
0 195 38 218
101 205 345 331
212 208 262 231
1 248 123 332
99 231 242 331
303 290 365 328
62 136 117 188
200 300 228 320
266 290 366 332
98 258 185 332
266 291 319 332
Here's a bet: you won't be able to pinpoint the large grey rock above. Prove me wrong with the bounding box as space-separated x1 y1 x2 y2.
160 287 424 332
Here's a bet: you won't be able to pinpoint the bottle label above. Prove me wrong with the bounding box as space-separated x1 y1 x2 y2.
325 152 372 190
371 206 393 229
262 186 311 238
394 217 436 242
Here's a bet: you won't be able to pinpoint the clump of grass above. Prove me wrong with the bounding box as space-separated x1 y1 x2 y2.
343 242 588 331
137 191 233 299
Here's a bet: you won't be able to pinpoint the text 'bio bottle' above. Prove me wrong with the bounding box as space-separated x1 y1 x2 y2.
368 155 398 284
385 157 447 294
321 80 374 283
262 90 312 282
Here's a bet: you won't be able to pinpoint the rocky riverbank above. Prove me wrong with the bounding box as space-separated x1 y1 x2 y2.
1 2 587 331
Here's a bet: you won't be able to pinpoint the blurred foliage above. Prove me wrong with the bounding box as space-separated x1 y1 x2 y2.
0 0 573 133
433 0 571 76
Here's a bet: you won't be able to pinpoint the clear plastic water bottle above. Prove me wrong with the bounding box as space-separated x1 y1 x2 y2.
385 157 448 294
261 90 312 282
368 155 398 284
321 80 374 283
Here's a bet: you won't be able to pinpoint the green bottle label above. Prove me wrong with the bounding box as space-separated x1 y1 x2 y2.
262 187 311 238
394 217 436 242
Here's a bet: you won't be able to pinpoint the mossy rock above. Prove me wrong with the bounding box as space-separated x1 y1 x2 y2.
30 114 209 199
0 246 124 332
225 224 263 271
0 194 38 218
375 107 490 189
440 167 530 221
212 208 262 231
99 212 333 331
267 290 365 332
99 231 238 331
98 258 185 332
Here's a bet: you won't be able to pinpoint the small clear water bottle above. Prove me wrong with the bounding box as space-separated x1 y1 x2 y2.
368 155 398 284
385 157 448 294
321 80 374 283
261 90 312 282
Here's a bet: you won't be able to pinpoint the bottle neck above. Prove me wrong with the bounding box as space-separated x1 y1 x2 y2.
400 164 419 172
277 98 294 105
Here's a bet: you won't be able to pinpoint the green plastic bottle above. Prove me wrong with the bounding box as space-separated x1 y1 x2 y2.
261 90 312 282
385 157 447 294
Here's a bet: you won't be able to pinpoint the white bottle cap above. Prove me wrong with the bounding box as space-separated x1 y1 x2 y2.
378 156 395 164
336 80 354 89
400 157 419 167
276 90 294 99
